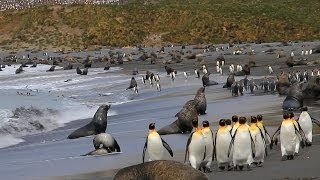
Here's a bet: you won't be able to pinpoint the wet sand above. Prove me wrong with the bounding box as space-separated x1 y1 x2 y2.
0 41 320 180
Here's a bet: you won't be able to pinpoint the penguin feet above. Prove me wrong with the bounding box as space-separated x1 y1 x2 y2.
306 142 312 147
203 167 212 173
227 165 234 171
256 162 263 167
288 155 294 160
294 152 299 156
218 166 225 172
238 165 244 171
281 156 287 161
246 164 252 171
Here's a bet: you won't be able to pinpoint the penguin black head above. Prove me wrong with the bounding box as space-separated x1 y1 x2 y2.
131 77 135 80
232 115 239 123
289 112 294 118
225 119 232 126
257 114 263 121
239 117 247 124
301 106 308 111
192 119 198 128
219 119 226 126
283 113 289 119
149 123 155 130
251 116 257 123
202 120 209 128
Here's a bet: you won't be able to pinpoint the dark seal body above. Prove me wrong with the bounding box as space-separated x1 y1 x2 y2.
202 73 218 87
114 160 208 180
223 73 235 88
68 104 111 139
194 87 207 115
158 100 198 135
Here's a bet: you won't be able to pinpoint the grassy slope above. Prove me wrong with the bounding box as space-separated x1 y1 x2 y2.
0 0 319 50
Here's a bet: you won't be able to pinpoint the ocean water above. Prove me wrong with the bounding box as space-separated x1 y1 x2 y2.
0 64 129 148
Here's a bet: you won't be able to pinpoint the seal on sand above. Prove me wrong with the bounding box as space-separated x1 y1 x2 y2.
223 73 235 88
194 87 207 115
113 160 208 180
157 100 198 135
202 73 218 87
68 104 111 139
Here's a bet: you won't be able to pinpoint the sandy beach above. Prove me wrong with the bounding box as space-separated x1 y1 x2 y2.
0 41 320 180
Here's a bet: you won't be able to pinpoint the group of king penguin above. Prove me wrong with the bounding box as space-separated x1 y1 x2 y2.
142 106 320 173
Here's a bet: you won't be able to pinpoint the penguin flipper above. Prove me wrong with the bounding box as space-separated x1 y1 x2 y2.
161 138 173 157
114 139 121 152
203 145 207 161
249 131 256 158
263 125 271 144
184 132 194 163
228 129 237 158
142 137 148 163
213 131 217 161
311 116 320 127
271 125 281 149
293 122 306 148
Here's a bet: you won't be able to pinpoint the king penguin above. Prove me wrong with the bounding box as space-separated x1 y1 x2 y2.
228 117 255 170
201 121 214 172
256 115 271 151
249 116 265 167
271 113 305 161
184 119 206 171
143 123 173 163
298 107 314 146
215 119 232 171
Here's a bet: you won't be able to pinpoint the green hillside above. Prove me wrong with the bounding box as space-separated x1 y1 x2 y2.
0 0 319 50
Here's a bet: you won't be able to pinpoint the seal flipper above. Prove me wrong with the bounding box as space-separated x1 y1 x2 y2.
68 123 97 139
157 120 182 135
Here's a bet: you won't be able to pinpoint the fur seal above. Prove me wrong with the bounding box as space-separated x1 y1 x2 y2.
126 77 138 93
113 160 208 180
93 133 121 152
76 67 82 74
194 87 207 115
202 73 218 87
223 73 235 88
64 63 73 70
31 62 37 67
68 104 111 139
158 100 198 135
46 65 55 72
164 65 177 75
81 68 88 75
15 66 23 74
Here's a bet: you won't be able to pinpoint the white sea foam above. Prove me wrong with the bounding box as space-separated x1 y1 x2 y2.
0 135 25 149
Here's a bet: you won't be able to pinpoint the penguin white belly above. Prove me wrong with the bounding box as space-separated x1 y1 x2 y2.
299 113 312 142
202 131 213 167
189 135 205 169
216 132 232 165
233 131 253 166
280 124 297 155
147 136 164 161
252 131 265 163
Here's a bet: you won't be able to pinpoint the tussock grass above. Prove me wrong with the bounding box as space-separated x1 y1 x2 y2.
0 0 319 49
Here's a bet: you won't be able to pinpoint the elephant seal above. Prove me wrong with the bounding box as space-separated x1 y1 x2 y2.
223 73 235 88
194 87 207 115
68 104 111 139
202 73 218 87
158 100 198 135
93 133 121 152
114 160 208 180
